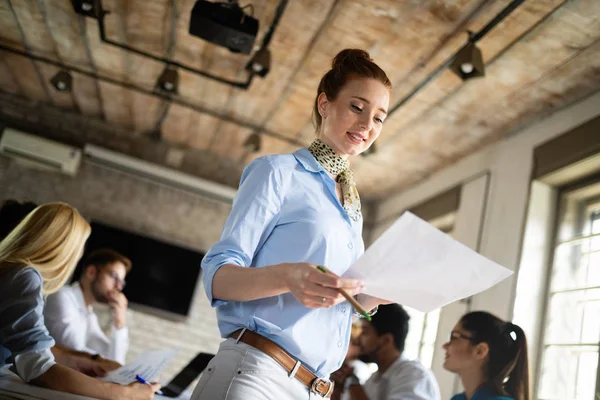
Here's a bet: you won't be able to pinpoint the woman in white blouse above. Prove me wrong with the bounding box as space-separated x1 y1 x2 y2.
0 202 158 400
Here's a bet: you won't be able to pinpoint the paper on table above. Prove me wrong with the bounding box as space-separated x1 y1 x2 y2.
344 212 513 312
102 350 176 385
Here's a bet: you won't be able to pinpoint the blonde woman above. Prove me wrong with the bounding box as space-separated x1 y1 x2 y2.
0 202 159 400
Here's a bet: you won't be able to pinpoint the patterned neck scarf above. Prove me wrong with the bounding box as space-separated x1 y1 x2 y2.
308 139 361 221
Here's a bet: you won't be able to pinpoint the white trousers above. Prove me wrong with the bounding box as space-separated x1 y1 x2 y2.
190 338 328 400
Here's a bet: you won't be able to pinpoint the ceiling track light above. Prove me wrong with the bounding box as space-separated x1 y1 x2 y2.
245 48 271 78
71 0 289 89
450 33 485 81
189 1 259 55
71 0 99 18
243 132 261 153
155 67 179 95
50 70 73 92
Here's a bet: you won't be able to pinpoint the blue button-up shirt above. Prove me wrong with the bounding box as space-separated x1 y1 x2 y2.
201 148 365 377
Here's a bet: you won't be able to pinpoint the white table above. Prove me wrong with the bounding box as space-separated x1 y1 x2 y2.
0 368 189 400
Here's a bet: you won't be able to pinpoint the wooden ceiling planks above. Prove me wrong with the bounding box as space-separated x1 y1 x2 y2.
187 113 222 151
173 0 280 118
352 0 568 178
162 0 210 145
263 0 403 139
0 51 50 102
224 0 337 126
0 1 64 107
0 57 20 94
377 0 567 146
38 0 103 117
209 120 253 165
354 0 600 197
199 0 287 159
8 1 79 110
245 135 296 164
362 39 600 195
161 102 195 145
121 0 172 134
82 0 133 128
1 0 599 199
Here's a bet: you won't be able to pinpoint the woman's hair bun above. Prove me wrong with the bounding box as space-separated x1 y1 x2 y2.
331 49 373 70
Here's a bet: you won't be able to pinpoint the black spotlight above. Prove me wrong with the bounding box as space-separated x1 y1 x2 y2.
450 42 485 81
71 0 98 18
189 0 258 54
155 67 179 94
50 70 73 92
245 48 271 78
243 133 261 153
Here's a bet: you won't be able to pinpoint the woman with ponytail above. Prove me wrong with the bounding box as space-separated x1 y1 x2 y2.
192 49 392 400
443 311 530 400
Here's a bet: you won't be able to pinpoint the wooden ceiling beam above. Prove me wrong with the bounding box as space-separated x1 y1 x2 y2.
122 0 172 136
354 0 600 197
1 0 52 103
376 0 568 146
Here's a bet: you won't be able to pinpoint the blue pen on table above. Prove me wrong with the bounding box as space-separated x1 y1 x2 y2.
135 374 164 396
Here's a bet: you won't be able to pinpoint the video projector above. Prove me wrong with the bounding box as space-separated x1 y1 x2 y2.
189 0 258 54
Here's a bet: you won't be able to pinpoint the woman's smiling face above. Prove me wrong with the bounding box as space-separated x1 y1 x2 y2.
318 77 390 158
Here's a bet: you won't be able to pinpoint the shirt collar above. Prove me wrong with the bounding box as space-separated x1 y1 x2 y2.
71 281 94 313
293 148 324 173
379 354 408 380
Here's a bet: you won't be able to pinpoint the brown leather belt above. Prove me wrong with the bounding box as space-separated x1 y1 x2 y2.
229 329 334 398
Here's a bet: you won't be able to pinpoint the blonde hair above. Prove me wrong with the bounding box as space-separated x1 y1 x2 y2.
0 202 91 295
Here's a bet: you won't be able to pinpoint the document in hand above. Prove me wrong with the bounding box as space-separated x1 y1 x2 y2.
102 350 176 385
344 212 513 312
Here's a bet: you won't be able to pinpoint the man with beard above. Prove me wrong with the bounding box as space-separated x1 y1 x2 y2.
44 249 131 364
331 304 440 400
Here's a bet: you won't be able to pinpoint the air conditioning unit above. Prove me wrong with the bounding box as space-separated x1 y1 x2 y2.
84 144 237 203
0 128 81 176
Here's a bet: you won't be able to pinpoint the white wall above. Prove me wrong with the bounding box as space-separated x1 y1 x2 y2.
371 90 600 398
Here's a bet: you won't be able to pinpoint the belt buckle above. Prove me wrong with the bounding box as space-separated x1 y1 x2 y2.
310 378 333 397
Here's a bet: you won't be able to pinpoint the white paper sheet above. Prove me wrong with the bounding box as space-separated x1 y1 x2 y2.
344 212 513 312
102 350 176 385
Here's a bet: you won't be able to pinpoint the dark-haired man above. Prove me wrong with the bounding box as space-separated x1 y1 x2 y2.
332 304 440 400
44 249 132 364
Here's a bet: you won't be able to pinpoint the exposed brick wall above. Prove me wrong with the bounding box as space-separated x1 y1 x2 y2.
0 155 229 383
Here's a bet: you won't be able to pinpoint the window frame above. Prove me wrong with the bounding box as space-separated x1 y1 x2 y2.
534 174 600 400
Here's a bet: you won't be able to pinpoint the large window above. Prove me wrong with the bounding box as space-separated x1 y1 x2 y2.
537 178 600 400
404 307 441 368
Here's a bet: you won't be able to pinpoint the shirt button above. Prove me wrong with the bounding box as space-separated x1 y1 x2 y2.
337 341 342 347
348 243 353 249
340 306 346 313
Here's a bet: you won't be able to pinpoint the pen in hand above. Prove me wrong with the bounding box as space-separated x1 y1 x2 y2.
316 266 371 321
135 374 164 396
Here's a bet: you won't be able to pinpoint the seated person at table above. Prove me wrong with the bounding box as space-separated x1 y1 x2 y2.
443 311 529 400
45 248 132 364
332 304 441 400
0 202 158 400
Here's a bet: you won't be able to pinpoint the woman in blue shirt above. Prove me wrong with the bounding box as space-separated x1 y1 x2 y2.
443 311 530 400
193 49 392 400
0 202 158 400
